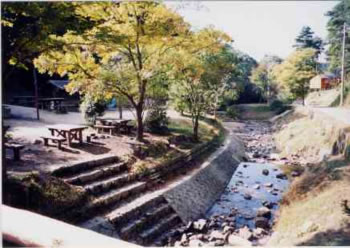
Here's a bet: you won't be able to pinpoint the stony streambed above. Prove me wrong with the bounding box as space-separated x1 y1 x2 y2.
165 121 294 247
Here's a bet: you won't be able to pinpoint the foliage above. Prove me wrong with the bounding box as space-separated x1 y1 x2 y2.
170 29 232 140
200 45 238 117
80 95 107 124
145 105 169 134
294 26 324 58
34 2 231 141
3 173 88 220
269 99 286 114
226 105 239 119
132 161 150 176
325 0 350 73
228 49 260 104
1 2 92 80
250 55 282 102
273 48 317 105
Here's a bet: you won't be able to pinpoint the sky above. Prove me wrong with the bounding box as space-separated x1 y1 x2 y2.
168 1 338 62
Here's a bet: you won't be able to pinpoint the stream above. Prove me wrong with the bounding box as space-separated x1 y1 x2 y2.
167 121 291 246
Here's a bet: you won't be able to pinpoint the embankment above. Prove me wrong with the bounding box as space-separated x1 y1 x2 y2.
268 106 350 246
164 122 245 223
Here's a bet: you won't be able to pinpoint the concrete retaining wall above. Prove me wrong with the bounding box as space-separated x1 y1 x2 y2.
2 205 141 248
164 123 245 223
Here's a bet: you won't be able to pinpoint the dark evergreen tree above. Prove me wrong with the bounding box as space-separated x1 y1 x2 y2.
325 0 350 74
294 26 324 58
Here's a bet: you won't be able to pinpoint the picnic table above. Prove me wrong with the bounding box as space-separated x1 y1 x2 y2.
47 124 87 146
95 118 133 134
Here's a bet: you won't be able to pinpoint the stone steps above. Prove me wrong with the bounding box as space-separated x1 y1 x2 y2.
92 181 148 209
63 162 127 185
106 194 167 226
84 172 136 196
52 156 120 177
153 228 182 246
119 203 174 240
137 213 182 246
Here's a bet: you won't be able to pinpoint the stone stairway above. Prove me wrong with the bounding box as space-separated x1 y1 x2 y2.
113 196 183 246
52 156 184 246
52 156 149 220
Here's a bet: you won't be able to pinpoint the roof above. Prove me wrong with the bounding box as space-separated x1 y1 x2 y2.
47 80 69 90
310 74 338 82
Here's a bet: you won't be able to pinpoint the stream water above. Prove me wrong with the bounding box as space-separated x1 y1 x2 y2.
168 121 291 246
206 162 289 229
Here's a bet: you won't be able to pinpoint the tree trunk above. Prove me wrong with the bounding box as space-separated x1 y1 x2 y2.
193 115 199 142
118 103 123 119
214 94 218 119
2 123 7 182
136 106 143 141
33 68 40 120
302 84 305 106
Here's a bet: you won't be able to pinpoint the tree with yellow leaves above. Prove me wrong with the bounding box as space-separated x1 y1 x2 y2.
34 2 192 141
170 29 232 140
35 2 232 141
273 48 317 105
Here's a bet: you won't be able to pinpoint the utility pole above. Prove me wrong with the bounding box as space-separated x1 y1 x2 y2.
340 22 346 106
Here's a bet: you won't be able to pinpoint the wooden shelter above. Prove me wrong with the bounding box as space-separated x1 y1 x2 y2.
309 74 340 90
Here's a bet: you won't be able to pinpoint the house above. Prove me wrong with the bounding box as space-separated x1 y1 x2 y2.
309 74 340 90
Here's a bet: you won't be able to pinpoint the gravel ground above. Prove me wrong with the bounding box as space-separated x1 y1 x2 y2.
3 106 184 173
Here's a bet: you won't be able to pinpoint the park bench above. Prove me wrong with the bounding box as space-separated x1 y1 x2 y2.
41 136 66 150
5 143 25 161
93 125 117 135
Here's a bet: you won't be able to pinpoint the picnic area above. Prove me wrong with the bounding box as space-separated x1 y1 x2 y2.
3 104 219 174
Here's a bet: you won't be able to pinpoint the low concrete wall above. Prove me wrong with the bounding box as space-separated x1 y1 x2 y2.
2 205 141 248
164 122 245 223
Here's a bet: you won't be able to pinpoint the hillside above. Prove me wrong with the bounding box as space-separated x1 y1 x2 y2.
305 88 340 107
268 107 350 245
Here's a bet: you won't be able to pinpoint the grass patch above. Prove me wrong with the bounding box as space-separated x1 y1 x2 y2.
168 119 193 137
130 117 225 176
235 104 276 120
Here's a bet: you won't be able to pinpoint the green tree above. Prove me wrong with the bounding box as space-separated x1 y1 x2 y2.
250 55 282 103
325 0 350 73
227 50 259 104
35 2 193 141
1 2 92 80
294 26 324 58
171 30 232 140
200 45 237 118
273 48 317 105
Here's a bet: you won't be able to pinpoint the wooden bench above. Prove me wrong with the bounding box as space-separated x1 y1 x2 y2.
5 143 25 161
41 136 66 150
93 125 116 135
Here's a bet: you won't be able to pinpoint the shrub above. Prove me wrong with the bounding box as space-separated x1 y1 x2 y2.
132 161 150 176
226 105 239 119
269 99 286 114
173 98 187 116
80 96 107 124
145 106 169 134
